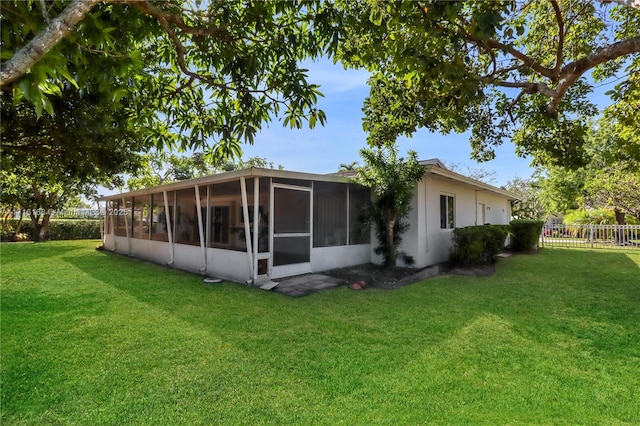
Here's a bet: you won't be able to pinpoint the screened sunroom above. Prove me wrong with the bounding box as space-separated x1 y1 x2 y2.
100 168 371 284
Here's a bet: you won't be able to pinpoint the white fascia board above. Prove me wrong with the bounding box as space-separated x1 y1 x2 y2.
425 166 520 200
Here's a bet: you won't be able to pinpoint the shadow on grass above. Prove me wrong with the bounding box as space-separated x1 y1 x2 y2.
58 250 482 402
60 249 303 330
1 240 98 265
5 242 639 424
60 247 640 357
61 247 640 333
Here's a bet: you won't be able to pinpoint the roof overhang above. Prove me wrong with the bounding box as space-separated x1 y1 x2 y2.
424 166 519 201
99 160 519 202
98 167 355 201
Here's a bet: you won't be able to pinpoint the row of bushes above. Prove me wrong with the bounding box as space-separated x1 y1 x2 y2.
449 220 544 267
0 219 101 242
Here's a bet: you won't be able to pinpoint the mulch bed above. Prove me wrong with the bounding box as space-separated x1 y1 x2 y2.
327 263 420 290
327 250 540 291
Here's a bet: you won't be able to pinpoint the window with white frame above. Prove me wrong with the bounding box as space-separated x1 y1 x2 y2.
440 194 455 229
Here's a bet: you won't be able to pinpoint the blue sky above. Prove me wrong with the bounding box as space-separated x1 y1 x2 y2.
239 57 613 187
104 56 617 198
241 58 532 183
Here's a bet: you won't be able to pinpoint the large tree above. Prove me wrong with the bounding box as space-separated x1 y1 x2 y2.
339 0 640 168
1 87 145 241
1 0 342 158
584 167 640 221
537 117 640 221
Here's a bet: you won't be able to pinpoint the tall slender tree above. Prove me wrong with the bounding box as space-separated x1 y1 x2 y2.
356 146 424 268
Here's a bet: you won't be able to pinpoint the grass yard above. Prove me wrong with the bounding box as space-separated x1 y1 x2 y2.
1 241 639 425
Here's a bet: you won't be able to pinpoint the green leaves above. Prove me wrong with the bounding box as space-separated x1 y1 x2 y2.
2 0 342 161
355 145 424 267
338 0 640 169
1 84 146 217
536 117 640 220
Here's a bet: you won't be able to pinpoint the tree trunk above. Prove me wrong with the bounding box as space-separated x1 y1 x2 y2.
1 210 11 236
383 208 397 268
31 213 51 242
13 209 25 240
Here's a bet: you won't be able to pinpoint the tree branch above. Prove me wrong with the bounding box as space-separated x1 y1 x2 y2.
476 77 557 98
0 0 102 89
131 0 234 42
550 0 564 79
465 32 556 80
547 35 640 115
561 35 640 76
131 0 277 94
480 34 640 117
485 39 556 80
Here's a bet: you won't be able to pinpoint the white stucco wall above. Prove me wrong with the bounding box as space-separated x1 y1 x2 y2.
170 243 206 274
104 231 371 283
384 175 513 269
476 191 512 225
393 183 426 268
106 236 196 272
206 248 251 283
130 239 172 265
103 234 116 251
311 244 371 272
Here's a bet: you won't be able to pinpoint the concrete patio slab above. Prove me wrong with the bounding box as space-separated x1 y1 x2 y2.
271 274 344 297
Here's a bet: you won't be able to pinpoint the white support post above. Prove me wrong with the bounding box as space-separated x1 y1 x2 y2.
112 201 117 252
346 184 350 245
252 177 260 282
163 190 174 265
103 201 109 241
98 200 104 242
110 203 115 236
194 185 207 272
206 185 211 248
269 180 274 275
122 197 131 255
240 177 254 282
310 181 314 257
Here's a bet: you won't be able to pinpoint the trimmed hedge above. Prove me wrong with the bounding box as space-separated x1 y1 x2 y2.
509 219 544 252
1 219 101 242
449 224 509 267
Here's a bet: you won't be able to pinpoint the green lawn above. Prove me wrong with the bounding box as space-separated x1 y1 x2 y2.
1 241 639 425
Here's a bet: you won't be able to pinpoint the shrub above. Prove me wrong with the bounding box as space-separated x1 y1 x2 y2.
1 219 101 241
47 220 101 240
509 219 544 252
449 224 509 267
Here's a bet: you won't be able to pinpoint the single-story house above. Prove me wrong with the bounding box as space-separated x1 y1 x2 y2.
98 159 517 284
